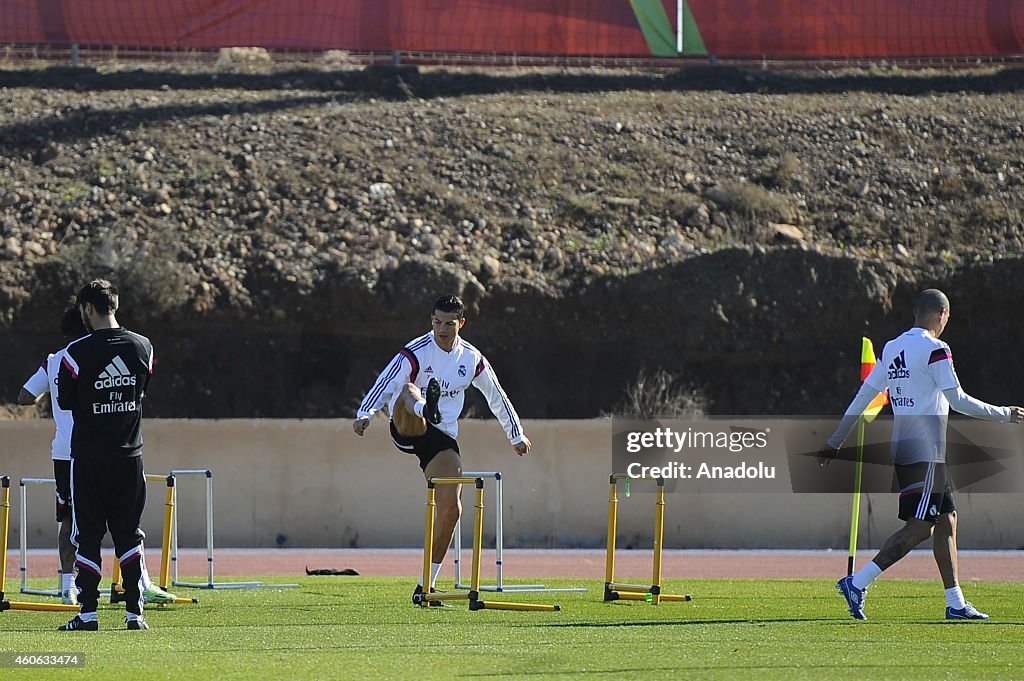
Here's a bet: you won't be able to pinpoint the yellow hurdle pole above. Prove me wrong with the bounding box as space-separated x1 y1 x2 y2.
614 592 652 601
111 555 121 592
605 476 618 586
6 600 80 612
847 418 866 577
160 476 175 589
1 476 9 597
604 475 621 601
420 484 436 606
652 478 666 605
477 600 560 612
469 478 485 605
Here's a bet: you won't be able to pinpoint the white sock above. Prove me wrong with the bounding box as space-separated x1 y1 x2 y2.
418 562 444 588
61 572 75 592
852 561 883 590
413 401 425 418
78 611 98 622
140 565 153 591
945 585 966 609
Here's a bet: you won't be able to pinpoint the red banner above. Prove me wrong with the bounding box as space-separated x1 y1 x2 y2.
1 1 1021 58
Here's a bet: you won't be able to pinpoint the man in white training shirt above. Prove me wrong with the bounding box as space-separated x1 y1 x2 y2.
353 295 532 605
18 305 88 605
821 289 1023 621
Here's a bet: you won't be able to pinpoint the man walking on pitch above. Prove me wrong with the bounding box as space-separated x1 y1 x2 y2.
822 289 1023 621
56 280 156 631
353 295 532 604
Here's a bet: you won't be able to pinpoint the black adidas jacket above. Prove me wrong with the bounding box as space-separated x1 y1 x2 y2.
57 327 154 458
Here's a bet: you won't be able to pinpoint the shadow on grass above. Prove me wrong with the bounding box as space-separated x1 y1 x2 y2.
521 617 834 628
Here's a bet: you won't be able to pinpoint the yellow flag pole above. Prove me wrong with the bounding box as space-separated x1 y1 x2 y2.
848 417 866 577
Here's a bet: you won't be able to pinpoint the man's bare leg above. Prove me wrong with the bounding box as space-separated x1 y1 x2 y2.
932 511 957 589
392 383 428 437
841 517 935 619
423 449 462 569
873 519 934 570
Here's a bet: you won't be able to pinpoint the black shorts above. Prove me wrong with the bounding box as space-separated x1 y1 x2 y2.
53 459 72 522
896 462 955 523
390 421 460 471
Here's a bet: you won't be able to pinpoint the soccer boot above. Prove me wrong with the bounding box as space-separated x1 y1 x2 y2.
946 602 989 620
143 585 178 605
58 615 98 631
412 584 450 607
126 614 150 630
836 576 867 620
424 378 442 425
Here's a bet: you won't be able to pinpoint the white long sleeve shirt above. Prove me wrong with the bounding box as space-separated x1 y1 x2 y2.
357 331 525 444
827 327 1009 463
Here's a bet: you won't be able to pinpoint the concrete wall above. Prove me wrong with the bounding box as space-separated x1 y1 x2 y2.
3 419 1023 549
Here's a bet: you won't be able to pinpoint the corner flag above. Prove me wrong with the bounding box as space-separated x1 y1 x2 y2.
860 337 888 423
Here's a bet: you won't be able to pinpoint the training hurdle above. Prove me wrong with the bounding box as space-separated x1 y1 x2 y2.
110 475 197 605
605 474 692 605
417 476 559 611
451 471 586 595
170 469 297 590
1 476 79 613
19 474 195 605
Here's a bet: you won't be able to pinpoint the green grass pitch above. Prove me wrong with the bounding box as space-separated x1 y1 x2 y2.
2 576 1023 679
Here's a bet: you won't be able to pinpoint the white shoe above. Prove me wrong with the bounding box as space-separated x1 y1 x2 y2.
61 588 79 606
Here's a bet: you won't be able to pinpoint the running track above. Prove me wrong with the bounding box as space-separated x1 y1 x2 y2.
9 548 1023 582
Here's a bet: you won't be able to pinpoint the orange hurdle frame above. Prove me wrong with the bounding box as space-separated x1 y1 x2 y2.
604 474 692 605
417 476 559 612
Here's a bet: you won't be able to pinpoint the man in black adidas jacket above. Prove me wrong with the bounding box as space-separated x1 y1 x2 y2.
56 279 155 631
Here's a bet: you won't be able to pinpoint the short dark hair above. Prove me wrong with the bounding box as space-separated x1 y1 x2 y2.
433 295 465 319
59 303 87 339
78 279 119 315
914 288 949 319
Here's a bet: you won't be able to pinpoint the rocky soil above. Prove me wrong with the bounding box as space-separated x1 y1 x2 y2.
2 63 1023 418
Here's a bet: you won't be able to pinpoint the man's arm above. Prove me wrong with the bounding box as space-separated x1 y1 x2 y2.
471 357 530 454
17 388 41 405
818 361 886 465
930 346 1022 422
942 388 1023 423
19 363 49 405
352 351 412 436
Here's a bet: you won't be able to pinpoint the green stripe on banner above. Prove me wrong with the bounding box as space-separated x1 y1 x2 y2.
629 0 707 56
